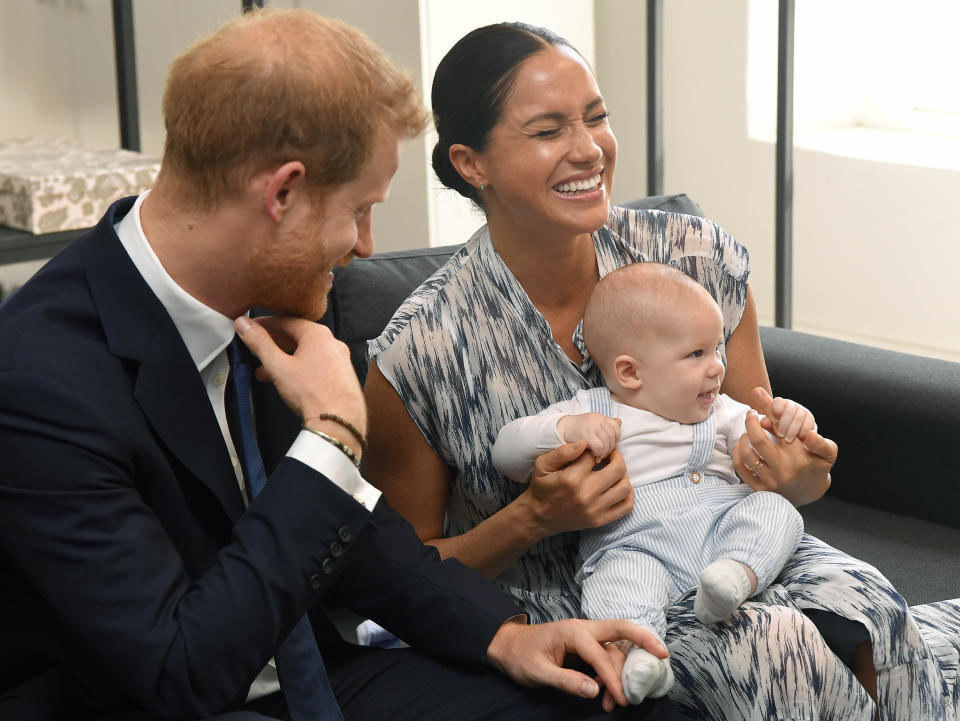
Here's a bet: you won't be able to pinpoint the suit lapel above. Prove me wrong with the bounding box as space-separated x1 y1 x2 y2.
132 335 246 522
82 198 246 522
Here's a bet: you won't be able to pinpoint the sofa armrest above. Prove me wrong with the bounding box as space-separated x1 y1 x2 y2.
760 326 960 529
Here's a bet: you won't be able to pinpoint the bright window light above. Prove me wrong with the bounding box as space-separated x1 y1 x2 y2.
748 0 960 167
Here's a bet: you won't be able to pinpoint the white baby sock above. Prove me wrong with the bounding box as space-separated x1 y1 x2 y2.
622 645 674 705
694 558 754 624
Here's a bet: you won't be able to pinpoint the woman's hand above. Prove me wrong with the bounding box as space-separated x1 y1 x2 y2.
365 363 630 579
732 387 837 506
520 442 634 537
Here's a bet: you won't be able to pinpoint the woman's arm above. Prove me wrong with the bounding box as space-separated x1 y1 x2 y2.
720 285 771 401
364 360 632 579
721 285 836 506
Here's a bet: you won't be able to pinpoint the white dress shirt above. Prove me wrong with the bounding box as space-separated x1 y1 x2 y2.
115 191 381 700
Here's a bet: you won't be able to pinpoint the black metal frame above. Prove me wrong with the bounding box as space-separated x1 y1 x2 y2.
774 0 795 328
645 0 795 327
112 0 140 152
646 0 663 196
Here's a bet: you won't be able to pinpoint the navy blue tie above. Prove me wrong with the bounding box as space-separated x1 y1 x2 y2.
227 337 345 721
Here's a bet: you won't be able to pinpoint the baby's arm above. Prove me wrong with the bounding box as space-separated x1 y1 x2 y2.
557 413 622 461
493 411 622 483
491 399 582 483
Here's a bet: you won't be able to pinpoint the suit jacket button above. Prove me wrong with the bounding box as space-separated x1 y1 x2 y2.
309 573 322 590
321 558 334 575
337 526 352 543
329 541 343 558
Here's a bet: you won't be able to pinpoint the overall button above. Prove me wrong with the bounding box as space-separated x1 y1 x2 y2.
309 573 322 590
689 471 702 484
337 526 352 543
321 558 334 575
329 541 343 558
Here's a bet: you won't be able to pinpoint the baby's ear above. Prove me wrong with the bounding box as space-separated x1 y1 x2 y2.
613 354 642 390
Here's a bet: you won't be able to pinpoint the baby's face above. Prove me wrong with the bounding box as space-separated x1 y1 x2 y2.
632 298 726 424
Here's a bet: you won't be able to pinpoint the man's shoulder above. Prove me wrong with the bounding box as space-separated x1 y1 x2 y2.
0 234 130 398
0 244 91 349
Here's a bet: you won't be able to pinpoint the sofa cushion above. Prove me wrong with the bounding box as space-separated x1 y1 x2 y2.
800 495 960 606
329 194 705 385
760 326 960 531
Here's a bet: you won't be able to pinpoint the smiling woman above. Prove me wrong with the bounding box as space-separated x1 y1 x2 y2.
362 20 950 721
451 44 615 268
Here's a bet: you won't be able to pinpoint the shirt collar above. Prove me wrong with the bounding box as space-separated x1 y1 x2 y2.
115 191 236 372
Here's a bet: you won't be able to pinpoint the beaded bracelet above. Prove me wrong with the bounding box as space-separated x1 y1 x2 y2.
303 427 361 468
312 413 368 451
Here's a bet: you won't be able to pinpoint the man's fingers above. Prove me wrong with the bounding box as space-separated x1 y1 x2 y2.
234 316 287 366
599 643 628 711
242 314 311 353
576 620 668 705
546 667 601 700
601 620 669 659
597 643 628 707
569 633 622 703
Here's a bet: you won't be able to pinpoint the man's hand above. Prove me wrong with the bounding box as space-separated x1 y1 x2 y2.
484 618 668 708
235 315 367 453
598 640 628 712
557 413 621 460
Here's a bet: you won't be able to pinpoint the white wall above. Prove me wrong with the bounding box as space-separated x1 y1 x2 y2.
593 0 647 206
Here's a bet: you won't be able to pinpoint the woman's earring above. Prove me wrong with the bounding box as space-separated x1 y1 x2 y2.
479 181 485 191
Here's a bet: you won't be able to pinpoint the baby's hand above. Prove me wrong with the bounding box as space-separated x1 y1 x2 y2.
557 413 621 460
765 397 816 442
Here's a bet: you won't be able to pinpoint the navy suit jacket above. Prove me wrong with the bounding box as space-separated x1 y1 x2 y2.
0 198 517 719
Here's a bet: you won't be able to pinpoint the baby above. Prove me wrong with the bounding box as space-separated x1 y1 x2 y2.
492 262 814 704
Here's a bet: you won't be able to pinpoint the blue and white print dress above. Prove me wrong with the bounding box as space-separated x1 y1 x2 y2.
370 206 960 720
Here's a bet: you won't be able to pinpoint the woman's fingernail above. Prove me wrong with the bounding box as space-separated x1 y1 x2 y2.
580 679 599 697
235 315 253 334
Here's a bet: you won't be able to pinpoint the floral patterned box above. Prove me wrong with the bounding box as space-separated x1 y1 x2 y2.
0 138 159 234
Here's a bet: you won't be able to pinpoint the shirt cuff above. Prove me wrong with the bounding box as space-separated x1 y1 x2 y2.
287 430 382 511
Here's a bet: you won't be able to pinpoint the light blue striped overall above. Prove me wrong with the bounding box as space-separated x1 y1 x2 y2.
577 387 803 639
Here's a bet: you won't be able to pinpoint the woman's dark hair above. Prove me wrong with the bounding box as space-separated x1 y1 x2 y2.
431 22 573 208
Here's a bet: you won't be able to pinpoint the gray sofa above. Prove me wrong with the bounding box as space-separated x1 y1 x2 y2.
326 193 960 607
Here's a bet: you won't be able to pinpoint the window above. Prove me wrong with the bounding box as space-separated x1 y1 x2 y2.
748 0 960 170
